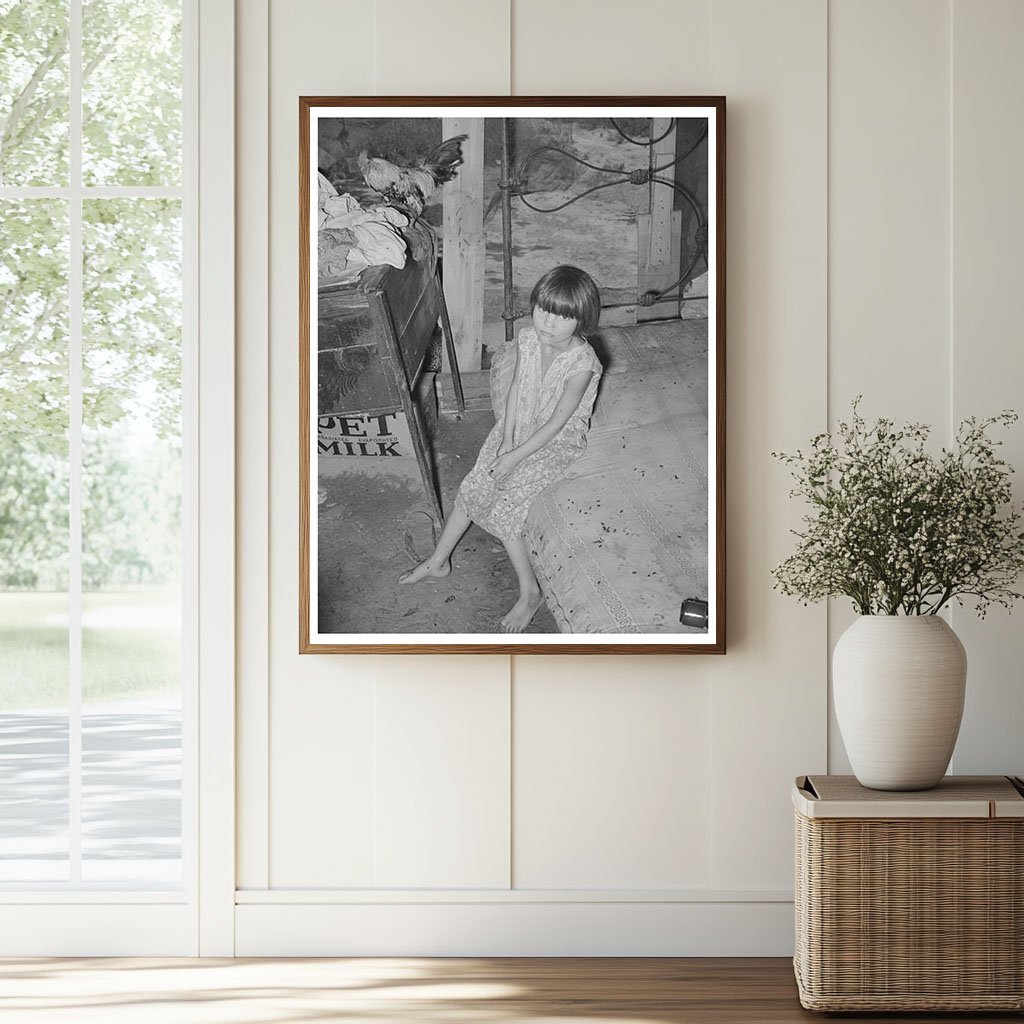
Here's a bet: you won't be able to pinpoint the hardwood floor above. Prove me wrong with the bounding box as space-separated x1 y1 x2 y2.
0 957 1019 1023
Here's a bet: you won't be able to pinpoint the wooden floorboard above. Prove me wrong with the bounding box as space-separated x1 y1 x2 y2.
0 957 1019 1022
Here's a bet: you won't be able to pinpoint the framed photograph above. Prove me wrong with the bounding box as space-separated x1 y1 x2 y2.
300 97 725 653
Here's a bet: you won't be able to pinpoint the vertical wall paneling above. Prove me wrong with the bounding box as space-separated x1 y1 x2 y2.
374 658 511 888
509 0 723 897
368 4 514 892
509 0 720 897
511 0 712 95
513 657 713 889
270 669 380 887
827 0 951 773
263 2 515 891
949 0 1024 777
375 0 511 95
266 0 379 888
236 0 270 892
828 0 950 422
233 0 1024 954
708 0 828 889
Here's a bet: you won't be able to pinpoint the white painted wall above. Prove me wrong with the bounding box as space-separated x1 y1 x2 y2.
234 0 1024 955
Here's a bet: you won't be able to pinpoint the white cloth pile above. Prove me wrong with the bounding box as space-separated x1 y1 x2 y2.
317 173 410 279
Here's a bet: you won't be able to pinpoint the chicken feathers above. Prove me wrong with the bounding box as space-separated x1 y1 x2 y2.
357 134 468 216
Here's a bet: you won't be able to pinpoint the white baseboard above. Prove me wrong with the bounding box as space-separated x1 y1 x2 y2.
0 904 195 956
235 898 795 956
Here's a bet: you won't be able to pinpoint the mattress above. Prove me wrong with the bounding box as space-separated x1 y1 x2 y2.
522 320 709 634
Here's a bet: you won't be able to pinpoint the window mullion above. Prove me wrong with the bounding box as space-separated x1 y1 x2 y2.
68 0 84 886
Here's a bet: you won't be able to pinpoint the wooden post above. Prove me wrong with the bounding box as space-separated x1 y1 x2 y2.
637 117 680 322
442 117 484 371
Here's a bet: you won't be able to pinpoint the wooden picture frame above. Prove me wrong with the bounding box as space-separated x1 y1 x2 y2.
300 97 725 653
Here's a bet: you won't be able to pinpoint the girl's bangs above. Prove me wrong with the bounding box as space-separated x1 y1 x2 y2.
533 287 580 320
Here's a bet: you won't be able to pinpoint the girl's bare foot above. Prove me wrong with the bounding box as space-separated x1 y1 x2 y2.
500 586 543 633
399 559 452 585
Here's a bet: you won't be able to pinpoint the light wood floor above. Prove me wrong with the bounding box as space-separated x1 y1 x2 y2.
0 957 1019 1023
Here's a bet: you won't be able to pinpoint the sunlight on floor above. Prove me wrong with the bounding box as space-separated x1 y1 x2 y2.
0 958 671 1024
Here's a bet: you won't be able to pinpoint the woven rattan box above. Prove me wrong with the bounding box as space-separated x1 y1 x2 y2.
793 774 1024 1012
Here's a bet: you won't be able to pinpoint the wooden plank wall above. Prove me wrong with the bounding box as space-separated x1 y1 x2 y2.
442 117 485 371
637 116 680 321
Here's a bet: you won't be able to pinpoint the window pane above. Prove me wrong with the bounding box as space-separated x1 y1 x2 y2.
81 197 181 883
0 199 70 880
0 703 69 881
81 667 181 883
82 0 181 186
0 1 70 186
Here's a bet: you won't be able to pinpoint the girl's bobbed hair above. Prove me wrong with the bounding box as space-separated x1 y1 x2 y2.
530 264 601 338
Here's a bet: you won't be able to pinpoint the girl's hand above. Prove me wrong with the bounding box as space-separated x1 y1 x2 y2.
496 439 513 458
489 451 520 484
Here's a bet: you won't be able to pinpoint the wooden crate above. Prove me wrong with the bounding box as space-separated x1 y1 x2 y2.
316 255 463 519
793 775 1024 1012
438 370 491 416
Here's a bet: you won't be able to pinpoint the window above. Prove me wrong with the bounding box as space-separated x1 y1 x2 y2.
0 0 192 890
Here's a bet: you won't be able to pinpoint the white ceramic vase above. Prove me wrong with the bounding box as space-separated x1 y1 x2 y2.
833 615 967 791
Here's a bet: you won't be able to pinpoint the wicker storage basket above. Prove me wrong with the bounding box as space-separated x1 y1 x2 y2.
793 775 1024 1012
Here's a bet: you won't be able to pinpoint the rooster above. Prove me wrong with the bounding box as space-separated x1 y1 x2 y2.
357 134 468 216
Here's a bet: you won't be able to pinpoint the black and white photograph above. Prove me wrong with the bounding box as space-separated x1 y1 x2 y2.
300 99 725 653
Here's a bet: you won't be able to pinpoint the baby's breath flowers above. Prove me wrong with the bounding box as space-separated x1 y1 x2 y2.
772 401 1024 617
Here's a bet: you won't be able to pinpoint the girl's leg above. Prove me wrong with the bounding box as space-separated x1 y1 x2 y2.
500 535 543 633
399 504 472 584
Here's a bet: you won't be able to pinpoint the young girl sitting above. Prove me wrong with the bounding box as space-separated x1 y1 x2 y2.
400 264 603 633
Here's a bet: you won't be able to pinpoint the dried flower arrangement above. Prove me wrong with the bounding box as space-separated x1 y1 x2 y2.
772 401 1024 616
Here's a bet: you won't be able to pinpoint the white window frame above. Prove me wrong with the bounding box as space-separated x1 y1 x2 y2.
195 0 236 958
0 0 234 956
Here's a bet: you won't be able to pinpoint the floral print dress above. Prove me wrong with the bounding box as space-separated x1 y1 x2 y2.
454 326 602 543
